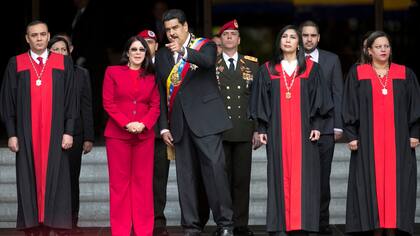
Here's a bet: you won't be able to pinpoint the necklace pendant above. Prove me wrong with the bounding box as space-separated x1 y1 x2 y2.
285 91 291 99
36 79 42 86
382 88 388 95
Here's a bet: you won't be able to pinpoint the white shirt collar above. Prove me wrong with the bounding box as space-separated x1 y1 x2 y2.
281 59 298 76
222 51 238 69
30 49 48 65
305 48 319 63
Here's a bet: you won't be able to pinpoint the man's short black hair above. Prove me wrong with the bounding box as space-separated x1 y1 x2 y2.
162 9 187 25
26 20 48 34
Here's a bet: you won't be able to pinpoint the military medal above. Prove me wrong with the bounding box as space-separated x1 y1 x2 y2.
282 66 297 100
28 52 47 87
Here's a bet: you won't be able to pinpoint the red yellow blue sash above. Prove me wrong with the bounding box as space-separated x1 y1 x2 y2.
166 37 209 116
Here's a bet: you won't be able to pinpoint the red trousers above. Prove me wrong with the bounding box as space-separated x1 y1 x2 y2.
106 137 154 236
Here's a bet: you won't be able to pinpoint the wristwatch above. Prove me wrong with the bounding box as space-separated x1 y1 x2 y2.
179 46 186 56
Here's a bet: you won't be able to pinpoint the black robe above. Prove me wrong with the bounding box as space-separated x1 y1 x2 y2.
343 63 420 234
249 60 332 233
0 52 77 229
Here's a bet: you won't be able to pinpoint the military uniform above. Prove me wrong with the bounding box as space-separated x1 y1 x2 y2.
216 53 258 230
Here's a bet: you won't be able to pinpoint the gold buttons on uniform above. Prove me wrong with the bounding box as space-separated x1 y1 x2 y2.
227 106 231 109
227 96 231 99
133 111 136 114
226 86 230 90
237 85 241 89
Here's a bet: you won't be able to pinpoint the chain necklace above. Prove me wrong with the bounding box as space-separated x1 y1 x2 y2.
28 52 47 87
373 65 389 95
282 66 297 99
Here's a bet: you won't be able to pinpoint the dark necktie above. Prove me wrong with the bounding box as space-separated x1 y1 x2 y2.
37 57 44 71
228 58 235 72
176 53 182 64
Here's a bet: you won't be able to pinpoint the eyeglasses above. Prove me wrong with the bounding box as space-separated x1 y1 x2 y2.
130 47 146 52
373 45 390 50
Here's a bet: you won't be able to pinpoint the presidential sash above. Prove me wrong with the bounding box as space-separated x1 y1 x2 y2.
166 37 209 117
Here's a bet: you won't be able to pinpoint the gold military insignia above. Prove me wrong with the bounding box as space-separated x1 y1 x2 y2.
244 55 258 63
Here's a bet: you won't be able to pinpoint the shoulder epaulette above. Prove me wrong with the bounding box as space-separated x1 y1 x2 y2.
244 55 258 63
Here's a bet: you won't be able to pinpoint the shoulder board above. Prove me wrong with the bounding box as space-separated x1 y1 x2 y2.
244 55 258 63
217 58 223 64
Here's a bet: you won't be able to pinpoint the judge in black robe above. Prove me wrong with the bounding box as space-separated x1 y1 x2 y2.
0 21 77 233
342 31 420 235
249 25 333 235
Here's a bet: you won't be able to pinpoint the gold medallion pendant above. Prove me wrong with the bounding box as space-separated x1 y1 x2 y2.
285 91 291 99
36 79 42 86
382 88 388 95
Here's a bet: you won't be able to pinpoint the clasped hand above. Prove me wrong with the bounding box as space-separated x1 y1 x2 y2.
126 122 145 134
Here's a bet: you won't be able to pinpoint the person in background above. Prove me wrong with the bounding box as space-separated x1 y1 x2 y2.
343 31 420 236
138 29 170 236
299 20 344 234
212 35 223 56
48 34 94 233
102 35 160 236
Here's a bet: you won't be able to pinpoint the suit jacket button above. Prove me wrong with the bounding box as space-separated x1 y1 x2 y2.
133 110 137 114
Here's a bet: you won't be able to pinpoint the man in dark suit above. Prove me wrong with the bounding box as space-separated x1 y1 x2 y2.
155 9 234 236
216 19 261 236
300 20 344 234
138 29 170 236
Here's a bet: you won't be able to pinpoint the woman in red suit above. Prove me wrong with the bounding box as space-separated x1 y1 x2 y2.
103 35 160 236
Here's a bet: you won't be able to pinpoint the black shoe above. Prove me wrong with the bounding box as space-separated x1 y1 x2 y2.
154 227 170 236
319 225 333 234
217 228 233 236
184 232 200 236
234 227 254 236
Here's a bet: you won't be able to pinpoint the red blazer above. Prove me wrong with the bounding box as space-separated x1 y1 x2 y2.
103 65 160 140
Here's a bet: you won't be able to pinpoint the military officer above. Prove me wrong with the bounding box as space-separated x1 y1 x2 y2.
216 19 261 236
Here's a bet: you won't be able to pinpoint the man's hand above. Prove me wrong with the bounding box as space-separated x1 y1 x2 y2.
334 131 343 141
62 134 73 150
410 138 419 149
165 41 183 54
162 131 174 147
258 134 268 145
83 141 93 154
8 137 19 152
348 140 358 151
309 130 321 141
252 132 263 150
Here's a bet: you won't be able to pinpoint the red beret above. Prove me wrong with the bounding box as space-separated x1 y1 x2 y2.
218 19 239 35
138 29 157 41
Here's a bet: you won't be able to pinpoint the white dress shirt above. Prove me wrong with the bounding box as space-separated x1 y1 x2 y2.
222 52 238 70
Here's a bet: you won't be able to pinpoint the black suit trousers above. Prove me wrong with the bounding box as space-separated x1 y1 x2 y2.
68 135 84 226
223 141 252 228
318 134 335 227
153 138 170 228
175 121 233 232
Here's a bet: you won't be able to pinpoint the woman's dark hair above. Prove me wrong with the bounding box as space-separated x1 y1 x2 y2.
162 9 187 25
47 35 70 53
357 30 373 64
365 30 392 65
268 25 306 76
120 35 155 76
